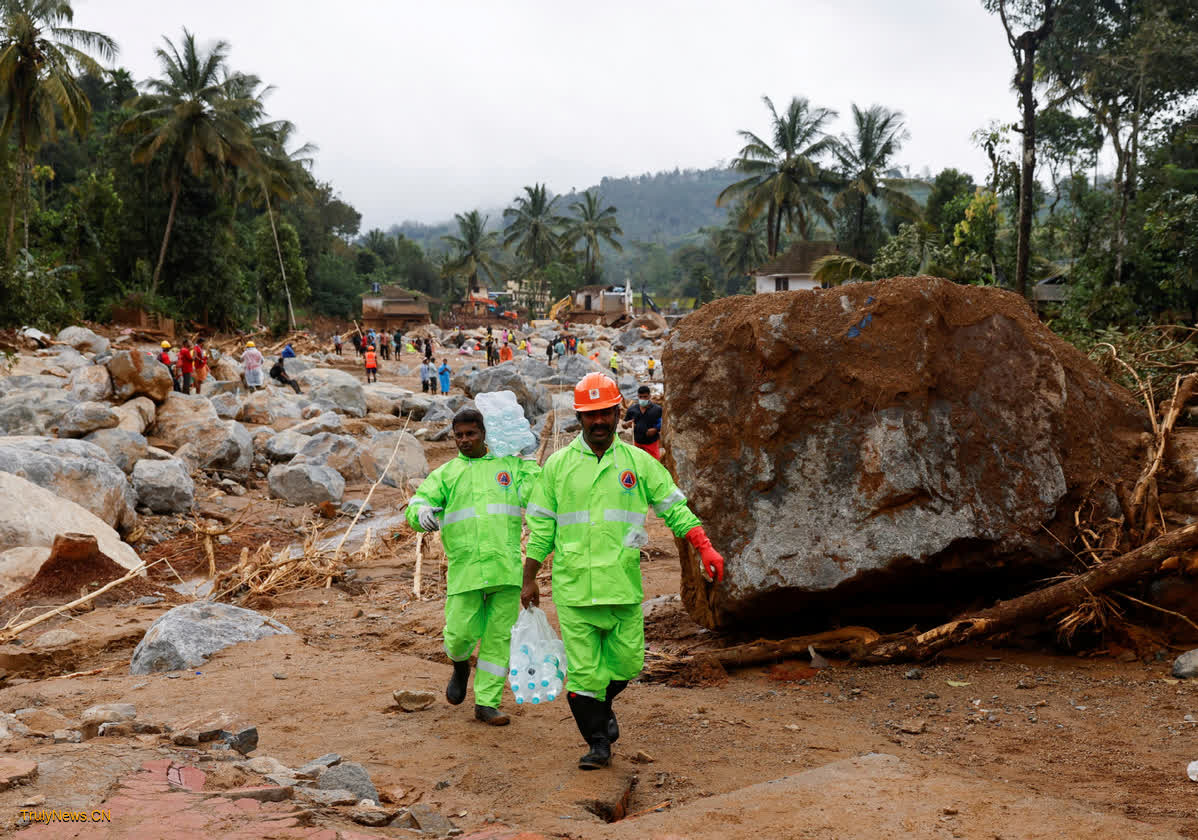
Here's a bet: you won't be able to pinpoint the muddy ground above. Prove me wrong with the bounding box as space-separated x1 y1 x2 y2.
0 353 1196 838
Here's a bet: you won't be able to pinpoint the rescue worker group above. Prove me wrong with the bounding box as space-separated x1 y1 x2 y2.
405 372 724 771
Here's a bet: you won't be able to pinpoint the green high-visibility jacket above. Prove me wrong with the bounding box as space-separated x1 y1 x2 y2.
526 435 700 607
406 451 541 595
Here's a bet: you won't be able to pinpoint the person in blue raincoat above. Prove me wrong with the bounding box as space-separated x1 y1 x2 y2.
437 359 451 394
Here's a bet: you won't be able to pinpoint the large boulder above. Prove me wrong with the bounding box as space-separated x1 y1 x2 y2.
552 354 606 382
153 393 219 441
130 601 292 674
84 429 148 474
42 345 91 372
0 436 136 530
310 379 367 418
289 433 365 481
56 400 120 438
107 350 172 402
267 463 344 505
112 397 156 434
458 366 547 421
153 394 252 472
400 394 434 420
0 471 142 581
0 374 64 396
238 389 304 426
288 411 343 436
209 354 242 382
209 392 243 419
358 431 430 487
264 430 312 462
663 277 1146 630
132 458 195 514
56 326 109 356
68 365 113 402
0 388 77 436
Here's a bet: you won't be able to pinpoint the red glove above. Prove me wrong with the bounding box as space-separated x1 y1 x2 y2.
685 526 724 583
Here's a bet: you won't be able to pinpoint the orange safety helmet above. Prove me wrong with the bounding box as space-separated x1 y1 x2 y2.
573 372 622 411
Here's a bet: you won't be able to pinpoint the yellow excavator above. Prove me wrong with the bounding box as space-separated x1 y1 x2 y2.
548 295 572 322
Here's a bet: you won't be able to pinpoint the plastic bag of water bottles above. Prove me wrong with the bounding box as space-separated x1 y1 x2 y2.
509 606 567 705
475 390 536 456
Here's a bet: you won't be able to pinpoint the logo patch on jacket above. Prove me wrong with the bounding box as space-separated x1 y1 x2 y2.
619 470 637 490
495 470 512 488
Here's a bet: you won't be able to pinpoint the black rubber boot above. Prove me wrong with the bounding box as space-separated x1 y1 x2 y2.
568 692 612 770
446 659 471 706
474 705 510 726
605 680 628 744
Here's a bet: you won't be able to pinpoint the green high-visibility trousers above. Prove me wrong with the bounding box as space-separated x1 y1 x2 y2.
443 584 520 708
557 603 644 702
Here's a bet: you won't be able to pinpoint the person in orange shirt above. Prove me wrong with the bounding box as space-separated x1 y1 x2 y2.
364 344 378 383
192 338 208 393
498 341 513 363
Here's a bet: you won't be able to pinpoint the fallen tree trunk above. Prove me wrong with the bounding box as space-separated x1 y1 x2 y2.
859 522 1198 664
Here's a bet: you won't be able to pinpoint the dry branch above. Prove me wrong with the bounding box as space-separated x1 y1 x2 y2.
860 522 1198 663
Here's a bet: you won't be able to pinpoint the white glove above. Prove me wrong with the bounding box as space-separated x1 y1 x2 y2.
418 506 443 532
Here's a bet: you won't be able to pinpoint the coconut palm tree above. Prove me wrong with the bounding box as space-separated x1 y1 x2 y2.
441 210 503 299
0 0 117 256
718 95 838 257
503 183 565 270
564 190 623 283
831 104 922 260
120 29 255 293
717 214 767 285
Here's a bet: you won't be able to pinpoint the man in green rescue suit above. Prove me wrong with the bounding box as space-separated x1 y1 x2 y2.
522 372 725 768
407 408 541 725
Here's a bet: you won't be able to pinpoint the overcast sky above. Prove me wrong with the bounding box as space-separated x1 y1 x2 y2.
80 0 1019 231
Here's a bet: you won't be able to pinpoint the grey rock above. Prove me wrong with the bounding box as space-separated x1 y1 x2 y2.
0 436 136 530
297 788 358 806
288 433 364 481
81 703 136 724
267 463 344 505
350 806 395 827
209 392 243 420
358 431 429 488
340 500 371 516
107 350 173 402
552 353 606 382
57 400 119 437
0 388 76 436
56 326 109 356
0 374 65 396
238 389 303 426
33 628 82 648
457 366 546 421
130 601 293 674
219 725 258 755
45 345 91 372
132 458 194 513
400 394 434 420
316 762 378 805
1172 649 1198 679
112 397 156 434
392 689 436 712
67 365 113 402
288 411 343 436
174 420 253 473
84 429 148 474
264 430 312 462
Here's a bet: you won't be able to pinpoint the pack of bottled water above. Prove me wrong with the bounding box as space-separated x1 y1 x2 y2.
476 390 536 456
509 606 567 704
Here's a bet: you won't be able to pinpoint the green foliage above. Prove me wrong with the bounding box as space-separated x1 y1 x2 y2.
925 168 975 235
503 184 566 270
0 248 78 327
253 213 307 320
564 190 623 283
309 252 365 318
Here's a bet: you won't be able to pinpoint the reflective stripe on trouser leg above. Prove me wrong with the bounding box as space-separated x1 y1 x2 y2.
557 603 645 702
473 585 520 708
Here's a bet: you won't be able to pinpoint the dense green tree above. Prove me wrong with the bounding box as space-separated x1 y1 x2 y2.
925 168 976 235
564 189 623 283
503 183 565 270
253 213 305 324
121 29 255 293
0 0 117 255
831 104 919 261
441 209 502 300
718 95 837 256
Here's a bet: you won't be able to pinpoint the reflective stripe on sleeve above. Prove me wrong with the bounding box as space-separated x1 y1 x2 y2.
558 511 591 526
485 503 524 517
443 507 477 525
476 658 507 678
653 489 686 515
604 509 647 526
526 503 557 521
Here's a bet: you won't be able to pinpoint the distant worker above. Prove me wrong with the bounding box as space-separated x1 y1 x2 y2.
554 337 566 360
577 339 587 357
647 358 656 380
281 343 296 359
420 358 435 394
608 351 620 377
407 408 541 726
499 342 513 363
333 333 343 356
158 341 178 392
351 333 362 356
485 335 496 367
192 338 208 394
547 337 555 365
242 341 265 390
178 338 194 394
270 356 303 394
364 344 379 383
622 385 662 461
523 373 724 769
378 331 390 360
438 359 451 394
394 329 403 357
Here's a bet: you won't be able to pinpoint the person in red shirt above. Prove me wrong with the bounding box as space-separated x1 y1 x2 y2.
178 339 194 394
364 345 378 383
192 338 208 394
